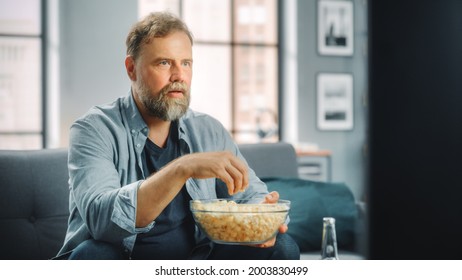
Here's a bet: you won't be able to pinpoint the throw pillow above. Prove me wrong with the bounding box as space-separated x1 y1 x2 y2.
262 177 358 252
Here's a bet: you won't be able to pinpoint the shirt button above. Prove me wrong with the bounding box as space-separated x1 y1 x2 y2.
136 144 141 148
131 129 136 134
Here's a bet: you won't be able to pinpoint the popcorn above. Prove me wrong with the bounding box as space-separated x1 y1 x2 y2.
190 199 290 244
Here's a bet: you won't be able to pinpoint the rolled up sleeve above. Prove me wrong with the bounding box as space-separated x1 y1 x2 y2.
69 116 152 244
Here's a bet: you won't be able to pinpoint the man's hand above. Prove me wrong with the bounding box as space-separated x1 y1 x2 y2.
253 191 289 248
178 151 249 195
137 151 248 227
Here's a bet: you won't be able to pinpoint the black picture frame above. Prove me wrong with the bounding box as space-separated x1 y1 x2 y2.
317 0 354 56
316 72 354 130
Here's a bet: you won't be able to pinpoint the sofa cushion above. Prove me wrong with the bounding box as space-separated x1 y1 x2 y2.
263 177 358 252
0 149 69 259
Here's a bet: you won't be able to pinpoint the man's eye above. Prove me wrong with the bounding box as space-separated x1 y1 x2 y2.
159 60 170 66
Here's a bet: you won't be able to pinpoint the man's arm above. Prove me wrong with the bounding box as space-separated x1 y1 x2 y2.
68 118 143 243
136 151 249 227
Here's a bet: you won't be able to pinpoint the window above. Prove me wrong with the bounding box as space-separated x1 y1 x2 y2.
0 0 44 149
139 0 279 143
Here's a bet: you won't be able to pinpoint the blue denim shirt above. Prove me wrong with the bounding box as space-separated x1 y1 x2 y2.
56 92 269 257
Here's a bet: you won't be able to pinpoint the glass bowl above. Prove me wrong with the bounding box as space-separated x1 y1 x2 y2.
190 199 290 245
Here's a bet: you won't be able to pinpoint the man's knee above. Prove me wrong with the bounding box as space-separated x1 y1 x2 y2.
68 239 127 260
272 233 300 260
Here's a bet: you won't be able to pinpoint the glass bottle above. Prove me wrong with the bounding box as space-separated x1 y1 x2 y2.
321 217 339 260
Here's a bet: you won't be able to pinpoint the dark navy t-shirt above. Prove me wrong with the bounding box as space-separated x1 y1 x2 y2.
132 122 195 259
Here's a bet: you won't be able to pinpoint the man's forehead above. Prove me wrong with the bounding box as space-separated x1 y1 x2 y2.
142 33 191 53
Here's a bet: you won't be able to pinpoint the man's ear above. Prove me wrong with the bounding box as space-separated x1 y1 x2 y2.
125 56 136 81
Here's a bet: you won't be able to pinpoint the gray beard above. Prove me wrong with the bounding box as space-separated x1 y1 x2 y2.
138 81 190 121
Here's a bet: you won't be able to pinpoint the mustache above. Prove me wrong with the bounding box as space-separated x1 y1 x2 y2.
161 82 188 96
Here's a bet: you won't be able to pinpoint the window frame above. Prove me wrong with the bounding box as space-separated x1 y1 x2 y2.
177 0 281 142
0 0 47 149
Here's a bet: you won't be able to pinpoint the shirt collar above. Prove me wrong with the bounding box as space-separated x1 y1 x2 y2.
123 89 148 134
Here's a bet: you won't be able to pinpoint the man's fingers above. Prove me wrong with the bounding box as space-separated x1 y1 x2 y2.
264 191 279 204
185 151 249 195
279 223 288 234
252 237 276 248
222 153 249 195
229 156 249 189
225 165 243 194
219 166 246 195
218 172 236 195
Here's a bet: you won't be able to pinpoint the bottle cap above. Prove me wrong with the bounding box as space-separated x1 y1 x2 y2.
323 217 336 224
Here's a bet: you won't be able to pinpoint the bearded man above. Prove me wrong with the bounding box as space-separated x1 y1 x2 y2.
56 12 299 260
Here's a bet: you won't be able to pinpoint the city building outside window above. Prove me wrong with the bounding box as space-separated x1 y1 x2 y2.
139 0 279 143
0 0 44 149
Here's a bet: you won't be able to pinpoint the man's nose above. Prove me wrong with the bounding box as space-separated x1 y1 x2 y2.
170 63 185 82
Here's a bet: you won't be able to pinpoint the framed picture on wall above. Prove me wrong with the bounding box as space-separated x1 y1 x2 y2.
317 73 354 130
317 0 354 56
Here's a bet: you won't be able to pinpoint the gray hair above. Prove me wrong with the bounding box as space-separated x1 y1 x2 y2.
125 12 193 60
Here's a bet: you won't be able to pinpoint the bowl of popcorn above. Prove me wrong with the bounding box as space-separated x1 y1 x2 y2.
190 199 290 245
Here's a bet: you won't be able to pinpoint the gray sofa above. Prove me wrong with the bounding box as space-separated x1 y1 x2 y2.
0 142 364 260
0 148 69 259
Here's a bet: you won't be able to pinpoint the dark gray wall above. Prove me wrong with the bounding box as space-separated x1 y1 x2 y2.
294 0 368 200
368 0 462 259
